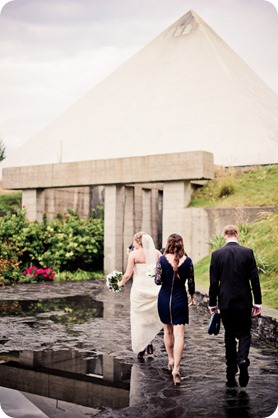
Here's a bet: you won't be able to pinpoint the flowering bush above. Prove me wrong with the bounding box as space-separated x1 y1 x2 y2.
106 270 123 292
0 208 104 279
0 256 22 285
22 266 56 282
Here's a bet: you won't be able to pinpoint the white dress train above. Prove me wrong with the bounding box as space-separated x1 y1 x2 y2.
130 263 162 353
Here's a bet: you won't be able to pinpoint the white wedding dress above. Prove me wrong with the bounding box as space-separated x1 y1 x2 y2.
130 263 162 353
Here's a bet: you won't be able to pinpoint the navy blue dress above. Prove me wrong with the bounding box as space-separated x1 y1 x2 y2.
155 255 195 325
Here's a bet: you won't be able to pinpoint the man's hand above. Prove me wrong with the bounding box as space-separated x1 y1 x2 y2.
209 306 218 315
252 306 261 316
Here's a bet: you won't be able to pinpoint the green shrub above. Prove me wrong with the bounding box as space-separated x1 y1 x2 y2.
0 192 22 212
208 235 225 251
0 208 104 284
0 255 22 285
218 181 235 198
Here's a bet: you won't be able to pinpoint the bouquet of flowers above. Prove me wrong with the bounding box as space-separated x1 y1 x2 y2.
106 270 123 293
146 264 156 279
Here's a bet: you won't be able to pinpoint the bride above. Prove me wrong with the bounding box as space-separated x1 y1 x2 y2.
118 231 162 359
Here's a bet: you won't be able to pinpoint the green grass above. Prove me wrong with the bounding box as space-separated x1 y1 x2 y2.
193 164 278 309
190 164 278 207
194 255 210 292
194 210 278 310
54 269 104 281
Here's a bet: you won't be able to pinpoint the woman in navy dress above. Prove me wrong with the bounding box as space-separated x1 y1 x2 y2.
155 233 195 385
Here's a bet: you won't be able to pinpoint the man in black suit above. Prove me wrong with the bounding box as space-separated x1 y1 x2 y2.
209 225 262 388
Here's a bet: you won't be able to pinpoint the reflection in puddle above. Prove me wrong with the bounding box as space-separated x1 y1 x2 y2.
0 296 103 326
0 349 131 410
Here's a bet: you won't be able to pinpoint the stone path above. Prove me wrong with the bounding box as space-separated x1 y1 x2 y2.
0 280 277 418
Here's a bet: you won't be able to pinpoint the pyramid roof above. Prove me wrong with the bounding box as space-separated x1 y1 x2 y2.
3 9 278 168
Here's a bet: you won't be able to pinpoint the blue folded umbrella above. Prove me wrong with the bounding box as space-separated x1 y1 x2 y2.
208 312 221 335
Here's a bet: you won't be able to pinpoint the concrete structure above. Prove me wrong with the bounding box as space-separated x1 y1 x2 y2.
1 9 278 171
2 9 278 272
2 151 214 272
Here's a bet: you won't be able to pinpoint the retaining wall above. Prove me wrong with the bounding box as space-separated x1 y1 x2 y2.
195 291 278 348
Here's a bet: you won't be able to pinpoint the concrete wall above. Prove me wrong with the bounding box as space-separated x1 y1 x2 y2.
195 292 278 348
184 206 276 263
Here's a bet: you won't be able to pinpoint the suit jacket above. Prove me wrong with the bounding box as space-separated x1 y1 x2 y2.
209 242 262 310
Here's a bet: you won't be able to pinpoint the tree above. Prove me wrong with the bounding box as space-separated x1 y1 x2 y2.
0 138 6 162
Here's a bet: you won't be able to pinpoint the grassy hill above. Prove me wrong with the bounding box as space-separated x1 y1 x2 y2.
190 164 278 207
192 164 278 310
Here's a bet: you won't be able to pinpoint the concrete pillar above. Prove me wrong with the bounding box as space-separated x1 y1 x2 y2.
45 189 56 219
102 354 115 382
122 186 135 268
162 181 192 248
142 188 152 235
150 188 161 247
20 351 34 367
104 185 125 274
134 186 142 233
22 189 45 222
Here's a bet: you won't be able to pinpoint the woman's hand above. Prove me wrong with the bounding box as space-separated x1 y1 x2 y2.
189 295 195 306
118 280 124 287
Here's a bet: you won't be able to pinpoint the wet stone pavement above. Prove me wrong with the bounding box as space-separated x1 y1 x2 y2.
0 280 277 418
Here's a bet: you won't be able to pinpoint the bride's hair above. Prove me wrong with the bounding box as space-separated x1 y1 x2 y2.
133 231 147 246
164 234 186 276
133 231 157 265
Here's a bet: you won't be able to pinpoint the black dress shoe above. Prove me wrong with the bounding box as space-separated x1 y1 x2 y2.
147 344 154 355
238 360 249 387
226 377 237 387
137 350 145 360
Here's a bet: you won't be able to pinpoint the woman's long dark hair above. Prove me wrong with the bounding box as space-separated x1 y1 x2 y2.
164 233 186 277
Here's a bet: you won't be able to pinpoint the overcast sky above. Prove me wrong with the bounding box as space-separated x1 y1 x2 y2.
0 0 278 158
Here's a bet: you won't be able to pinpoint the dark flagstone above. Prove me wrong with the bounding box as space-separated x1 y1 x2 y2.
0 280 277 418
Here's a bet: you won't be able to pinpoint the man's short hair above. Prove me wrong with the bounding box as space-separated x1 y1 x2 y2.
223 225 239 237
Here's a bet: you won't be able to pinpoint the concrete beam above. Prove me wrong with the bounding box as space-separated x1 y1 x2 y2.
2 151 214 190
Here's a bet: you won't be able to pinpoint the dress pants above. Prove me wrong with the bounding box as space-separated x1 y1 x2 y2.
220 309 252 377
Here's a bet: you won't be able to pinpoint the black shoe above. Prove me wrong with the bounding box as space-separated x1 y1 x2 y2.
238 360 249 387
147 344 154 355
137 350 145 360
226 377 237 387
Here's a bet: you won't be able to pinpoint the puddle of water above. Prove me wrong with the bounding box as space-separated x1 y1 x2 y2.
0 295 103 326
0 286 277 417
0 348 131 410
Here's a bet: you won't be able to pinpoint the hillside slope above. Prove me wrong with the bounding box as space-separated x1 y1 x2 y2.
193 165 278 309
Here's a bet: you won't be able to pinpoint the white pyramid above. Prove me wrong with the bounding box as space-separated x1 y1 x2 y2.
3 9 278 168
